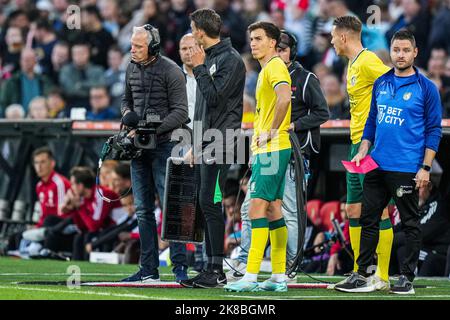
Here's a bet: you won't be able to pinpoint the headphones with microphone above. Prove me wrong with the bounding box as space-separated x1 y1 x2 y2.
143 24 161 56
280 30 298 61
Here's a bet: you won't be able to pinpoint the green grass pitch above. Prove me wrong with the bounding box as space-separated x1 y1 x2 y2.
0 257 449 300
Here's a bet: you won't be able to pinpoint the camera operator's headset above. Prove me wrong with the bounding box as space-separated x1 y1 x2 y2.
143 24 161 56
280 29 298 61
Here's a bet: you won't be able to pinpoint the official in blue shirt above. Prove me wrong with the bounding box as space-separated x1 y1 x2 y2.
335 30 442 295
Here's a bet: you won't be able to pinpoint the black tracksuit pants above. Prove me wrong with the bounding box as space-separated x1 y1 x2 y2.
196 162 230 271
357 169 421 281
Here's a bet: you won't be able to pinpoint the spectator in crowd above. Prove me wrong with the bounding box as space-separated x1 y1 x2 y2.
270 8 285 30
283 0 314 62
444 57 450 117
0 26 24 74
32 18 58 76
143 0 168 54
48 41 69 84
59 42 105 109
241 94 255 129
213 0 247 53
79 5 116 69
241 0 271 26
0 55 12 84
116 1 151 53
111 162 131 195
428 0 450 54
4 103 25 119
322 73 350 120
27 96 49 119
223 191 244 257
328 0 388 52
104 46 125 114
86 86 117 120
7 146 71 252
99 159 118 190
98 0 121 39
427 47 449 90
46 88 67 118
326 200 353 276
32 146 71 227
0 48 53 115
242 52 259 98
178 33 197 129
165 0 194 64
385 0 431 68
2 9 30 30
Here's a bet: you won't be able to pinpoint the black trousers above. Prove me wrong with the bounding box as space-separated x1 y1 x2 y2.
358 169 421 281
196 162 230 269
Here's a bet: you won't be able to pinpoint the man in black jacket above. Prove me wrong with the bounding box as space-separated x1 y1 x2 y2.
120 25 189 283
180 8 245 289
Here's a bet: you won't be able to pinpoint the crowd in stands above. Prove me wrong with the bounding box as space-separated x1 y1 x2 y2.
1 0 450 120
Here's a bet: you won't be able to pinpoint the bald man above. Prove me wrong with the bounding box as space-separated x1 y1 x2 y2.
179 33 198 130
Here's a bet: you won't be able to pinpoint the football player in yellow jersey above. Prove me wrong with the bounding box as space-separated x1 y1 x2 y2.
330 16 393 290
224 21 292 293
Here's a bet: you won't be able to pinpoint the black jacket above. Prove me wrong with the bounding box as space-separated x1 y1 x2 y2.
121 55 188 143
192 38 245 154
289 61 329 157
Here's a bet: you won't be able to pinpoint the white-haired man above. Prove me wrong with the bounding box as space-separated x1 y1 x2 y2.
120 25 189 283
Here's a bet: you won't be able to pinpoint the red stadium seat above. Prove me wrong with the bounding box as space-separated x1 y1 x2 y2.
306 199 323 227
319 201 342 232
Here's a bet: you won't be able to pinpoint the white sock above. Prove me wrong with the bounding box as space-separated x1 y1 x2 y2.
270 273 286 283
242 272 258 283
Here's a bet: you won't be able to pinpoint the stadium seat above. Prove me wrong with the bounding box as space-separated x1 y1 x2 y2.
0 199 10 221
306 199 323 227
10 200 28 222
319 201 342 232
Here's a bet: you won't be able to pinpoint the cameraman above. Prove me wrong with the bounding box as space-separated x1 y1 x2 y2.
120 25 189 283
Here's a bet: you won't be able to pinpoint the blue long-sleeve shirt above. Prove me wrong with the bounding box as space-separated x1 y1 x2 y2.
362 67 442 173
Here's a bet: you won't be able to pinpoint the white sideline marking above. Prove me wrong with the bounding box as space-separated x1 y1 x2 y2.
0 272 197 277
0 285 162 299
222 294 450 300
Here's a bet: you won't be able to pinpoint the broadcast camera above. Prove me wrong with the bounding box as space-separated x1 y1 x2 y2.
99 111 163 162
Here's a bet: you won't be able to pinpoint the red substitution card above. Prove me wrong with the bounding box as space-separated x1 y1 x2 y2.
341 155 379 174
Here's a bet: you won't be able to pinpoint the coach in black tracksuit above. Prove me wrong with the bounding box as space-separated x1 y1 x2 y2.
180 9 245 289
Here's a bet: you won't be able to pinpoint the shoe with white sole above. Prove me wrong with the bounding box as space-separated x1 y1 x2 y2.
390 275 415 295
225 261 246 282
257 279 288 292
224 279 259 292
370 275 390 291
334 272 376 293
121 269 160 283
327 277 348 290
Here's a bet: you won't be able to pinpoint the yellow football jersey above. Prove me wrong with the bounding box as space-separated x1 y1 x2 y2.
251 56 292 155
347 49 390 143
